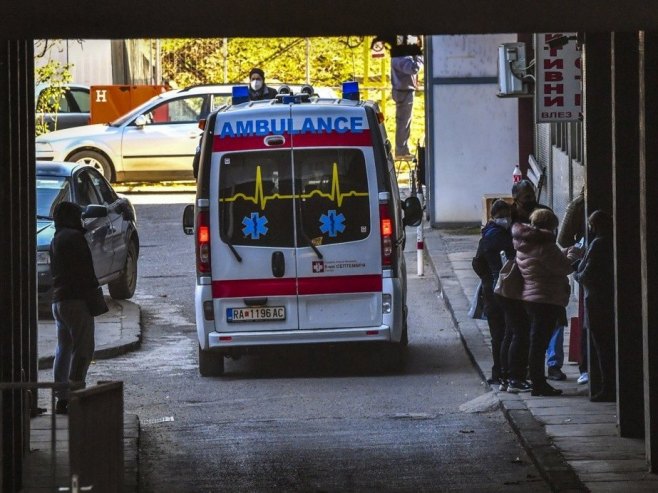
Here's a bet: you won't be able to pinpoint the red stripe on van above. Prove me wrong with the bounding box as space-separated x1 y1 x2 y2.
212 274 382 298
297 274 382 295
213 131 372 152
212 278 296 298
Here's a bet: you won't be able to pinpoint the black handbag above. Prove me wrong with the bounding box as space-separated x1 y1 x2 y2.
87 287 109 317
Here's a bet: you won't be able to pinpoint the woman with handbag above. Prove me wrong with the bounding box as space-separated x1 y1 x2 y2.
473 200 515 386
50 201 103 414
512 209 576 397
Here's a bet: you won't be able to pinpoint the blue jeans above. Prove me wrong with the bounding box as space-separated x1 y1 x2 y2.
53 299 95 400
546 325 564 369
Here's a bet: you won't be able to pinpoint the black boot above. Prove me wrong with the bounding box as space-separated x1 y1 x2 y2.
55 399 69 415
531 382 563 397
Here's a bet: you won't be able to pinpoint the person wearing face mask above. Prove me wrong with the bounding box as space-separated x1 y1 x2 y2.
513 209 579 396
248 68 278 101
510 179 551 225
510 179 569 383
473 199 515 386
574 210 616 402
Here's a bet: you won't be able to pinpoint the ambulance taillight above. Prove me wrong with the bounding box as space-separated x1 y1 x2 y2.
379 203 393 267
197 211 211 273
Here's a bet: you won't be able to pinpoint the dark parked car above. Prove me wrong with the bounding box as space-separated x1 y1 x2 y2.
36 161 139 311
35 83 90 132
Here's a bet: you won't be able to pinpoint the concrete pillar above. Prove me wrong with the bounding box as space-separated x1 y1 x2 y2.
517 33 534 176
582 32 613 397
611 32 644 438
639 30 658 472
0 39 35 492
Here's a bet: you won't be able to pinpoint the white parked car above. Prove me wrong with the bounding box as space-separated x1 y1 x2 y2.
36 84 234 182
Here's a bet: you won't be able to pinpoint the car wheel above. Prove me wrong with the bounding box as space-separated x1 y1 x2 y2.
69 150 115 182
199 345 225 377
108 240 137 299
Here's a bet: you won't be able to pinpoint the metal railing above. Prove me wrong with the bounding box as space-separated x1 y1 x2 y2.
0 380 124 492
0 381 70 488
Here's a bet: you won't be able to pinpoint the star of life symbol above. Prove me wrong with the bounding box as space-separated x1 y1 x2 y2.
312 260 325 273
242 212 268 239
319 210 345 237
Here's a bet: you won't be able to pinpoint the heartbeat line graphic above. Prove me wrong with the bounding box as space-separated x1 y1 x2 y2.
220 163 369 210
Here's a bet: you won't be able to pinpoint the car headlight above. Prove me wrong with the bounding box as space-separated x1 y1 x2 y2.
37 251 50 265
35 141 54 153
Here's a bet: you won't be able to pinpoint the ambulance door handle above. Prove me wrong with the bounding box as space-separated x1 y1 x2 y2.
272 251 285 278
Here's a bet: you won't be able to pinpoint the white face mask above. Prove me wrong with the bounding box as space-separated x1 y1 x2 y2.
250 79 263 91
494 217 511 229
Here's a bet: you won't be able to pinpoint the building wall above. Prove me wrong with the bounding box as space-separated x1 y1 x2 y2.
427 34 520 225
534 121 585 220
35 39 113 85
34 39 157 86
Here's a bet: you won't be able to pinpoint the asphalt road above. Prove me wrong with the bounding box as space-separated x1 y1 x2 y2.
41 194 549 492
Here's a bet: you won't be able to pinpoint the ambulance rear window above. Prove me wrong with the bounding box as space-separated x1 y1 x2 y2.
219 150 295 247
217 149 370 248
295 149 370 246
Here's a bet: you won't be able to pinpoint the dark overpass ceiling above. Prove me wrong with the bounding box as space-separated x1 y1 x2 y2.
3 0 658 37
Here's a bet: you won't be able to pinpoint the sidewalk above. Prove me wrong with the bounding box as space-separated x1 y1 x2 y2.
25 296 142 492
423 226 658 492
38 296 141 369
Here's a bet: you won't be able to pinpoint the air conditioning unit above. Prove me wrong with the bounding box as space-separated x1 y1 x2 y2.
497 43 530 97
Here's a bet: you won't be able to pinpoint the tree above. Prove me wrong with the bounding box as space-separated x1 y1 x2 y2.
34 40 73 136
160 37 425 156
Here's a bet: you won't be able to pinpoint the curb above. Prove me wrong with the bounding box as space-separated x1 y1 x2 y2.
423 230 586 493
38 299 142 370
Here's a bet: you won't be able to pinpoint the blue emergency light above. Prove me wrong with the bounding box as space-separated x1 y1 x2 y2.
282 95 303 104
342 81 360 101
232 85 250 105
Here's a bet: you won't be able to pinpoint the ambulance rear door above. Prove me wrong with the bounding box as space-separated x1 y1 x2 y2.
290 105 383 331
211 107 299 333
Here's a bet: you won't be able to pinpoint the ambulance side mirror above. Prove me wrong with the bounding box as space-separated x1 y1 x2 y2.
402 196 422 227
182 204 195 235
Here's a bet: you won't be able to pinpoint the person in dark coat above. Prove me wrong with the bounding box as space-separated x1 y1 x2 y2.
473 200 515 385
50 201 99 414
248 68 278 101
574 210 616 402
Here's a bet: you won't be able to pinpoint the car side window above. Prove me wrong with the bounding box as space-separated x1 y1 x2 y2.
145 96 205 124
71 87 90 112
210 94 231 112
87 169 116 204
75 171 102 207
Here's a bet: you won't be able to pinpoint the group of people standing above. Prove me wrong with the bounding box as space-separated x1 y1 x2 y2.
474 179 616 401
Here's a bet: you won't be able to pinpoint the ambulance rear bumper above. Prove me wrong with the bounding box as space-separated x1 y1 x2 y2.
207 325 392 348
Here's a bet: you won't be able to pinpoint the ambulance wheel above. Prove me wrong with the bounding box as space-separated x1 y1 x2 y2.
199 346 225 377
109 240 138 299
69 150 115 182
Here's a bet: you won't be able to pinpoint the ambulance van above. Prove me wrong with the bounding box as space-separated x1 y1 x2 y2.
183 83 422 376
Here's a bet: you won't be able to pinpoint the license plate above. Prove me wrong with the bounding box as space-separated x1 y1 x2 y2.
226 306 286 322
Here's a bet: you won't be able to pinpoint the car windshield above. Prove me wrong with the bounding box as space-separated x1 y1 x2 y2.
109 94 165 127
36 176 71 219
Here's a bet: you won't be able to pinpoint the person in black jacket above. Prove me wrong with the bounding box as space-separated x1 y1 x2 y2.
473 199 515 385
50 201 99 414
248 68 278 101
574 210 616 402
